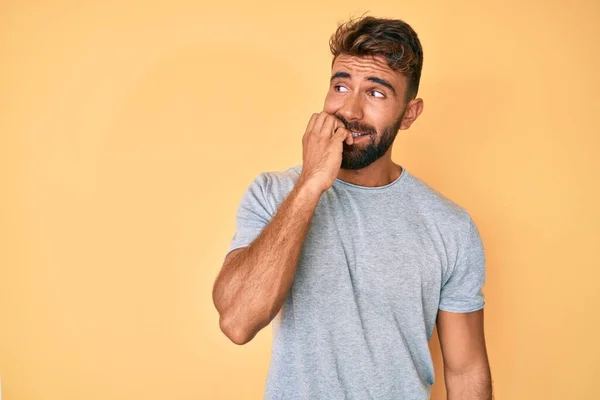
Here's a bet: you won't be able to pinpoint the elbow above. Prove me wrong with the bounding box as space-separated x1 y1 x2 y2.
219 314 254 346
213 289 254 345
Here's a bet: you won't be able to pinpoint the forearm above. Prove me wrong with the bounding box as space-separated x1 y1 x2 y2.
445 365 493 400
213 180 321 344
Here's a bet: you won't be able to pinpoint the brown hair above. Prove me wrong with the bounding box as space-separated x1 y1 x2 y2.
329 16 424 101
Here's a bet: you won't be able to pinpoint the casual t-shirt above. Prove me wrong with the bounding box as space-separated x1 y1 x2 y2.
226 164 486 400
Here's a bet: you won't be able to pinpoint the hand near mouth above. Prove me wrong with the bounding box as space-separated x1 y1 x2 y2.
298 112 354 195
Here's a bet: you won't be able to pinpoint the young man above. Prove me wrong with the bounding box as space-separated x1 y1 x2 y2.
213 16 493 400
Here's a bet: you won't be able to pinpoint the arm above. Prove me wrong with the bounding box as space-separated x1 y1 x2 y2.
212 112 353 345
437 309 493 400
212 180 321 345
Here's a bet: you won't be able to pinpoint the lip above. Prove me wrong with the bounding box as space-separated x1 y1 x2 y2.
350 132 373 143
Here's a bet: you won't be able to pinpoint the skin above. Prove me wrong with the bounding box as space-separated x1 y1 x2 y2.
323 54 423 187
438 308 493 399
213 52 492 399
324 54 492 398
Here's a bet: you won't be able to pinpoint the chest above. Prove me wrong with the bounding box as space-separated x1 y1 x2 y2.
293 203 447 312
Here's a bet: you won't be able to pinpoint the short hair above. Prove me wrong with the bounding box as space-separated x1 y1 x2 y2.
329 16 424 101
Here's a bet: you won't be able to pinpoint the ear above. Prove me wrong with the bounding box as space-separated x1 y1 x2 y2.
399 98 424 130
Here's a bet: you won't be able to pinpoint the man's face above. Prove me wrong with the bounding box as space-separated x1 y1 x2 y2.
323 54 409 170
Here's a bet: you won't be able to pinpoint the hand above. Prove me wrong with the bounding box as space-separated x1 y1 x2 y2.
297 112 353 195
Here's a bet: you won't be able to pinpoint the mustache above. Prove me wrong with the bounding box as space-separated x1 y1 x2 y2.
335 114 377 135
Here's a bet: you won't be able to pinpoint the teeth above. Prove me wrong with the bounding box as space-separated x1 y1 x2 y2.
352 132 367 137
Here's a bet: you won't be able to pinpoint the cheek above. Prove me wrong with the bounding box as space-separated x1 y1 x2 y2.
366 106 398 130
323 92 342 113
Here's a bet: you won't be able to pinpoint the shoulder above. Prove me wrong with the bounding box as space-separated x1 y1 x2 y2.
260 165 302 190
402 172 484 280
402 170 474 236
249 165 302 213
252 165 301 195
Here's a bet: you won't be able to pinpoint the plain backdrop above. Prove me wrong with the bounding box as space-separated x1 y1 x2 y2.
1 0 599 399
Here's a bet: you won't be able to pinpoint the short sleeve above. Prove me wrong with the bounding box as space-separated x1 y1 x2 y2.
438 217 486 313
225 173 273 258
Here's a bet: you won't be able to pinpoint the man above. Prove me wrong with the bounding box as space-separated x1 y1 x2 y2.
212 16 493 400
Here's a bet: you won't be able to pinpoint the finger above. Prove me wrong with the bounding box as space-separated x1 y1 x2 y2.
344 130 354 145
332 117 344 134
303 113 319 146
321 114 337 138
333 126 353 144
312 112 330 135
305 113 319 134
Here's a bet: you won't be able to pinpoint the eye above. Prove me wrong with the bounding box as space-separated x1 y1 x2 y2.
370 90 385 98
334 85 349 93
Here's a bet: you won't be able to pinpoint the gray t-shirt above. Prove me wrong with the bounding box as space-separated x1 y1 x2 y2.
227 165 486 400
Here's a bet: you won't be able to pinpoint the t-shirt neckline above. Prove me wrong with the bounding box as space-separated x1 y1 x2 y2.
333 165 407 191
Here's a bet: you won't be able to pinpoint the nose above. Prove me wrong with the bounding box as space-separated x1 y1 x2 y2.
338 92 364 122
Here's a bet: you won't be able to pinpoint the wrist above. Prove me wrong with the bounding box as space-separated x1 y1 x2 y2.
295 177 324 203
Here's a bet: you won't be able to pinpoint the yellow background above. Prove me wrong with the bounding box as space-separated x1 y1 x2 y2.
1 0 599 399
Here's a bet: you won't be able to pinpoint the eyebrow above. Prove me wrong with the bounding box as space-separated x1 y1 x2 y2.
330 71 397 96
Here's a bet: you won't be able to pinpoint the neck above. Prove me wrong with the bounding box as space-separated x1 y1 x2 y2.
336 154 402 188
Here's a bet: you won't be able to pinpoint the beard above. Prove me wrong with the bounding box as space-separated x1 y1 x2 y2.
337 109 406 170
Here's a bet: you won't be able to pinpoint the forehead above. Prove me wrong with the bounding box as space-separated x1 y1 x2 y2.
331 54 404 86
